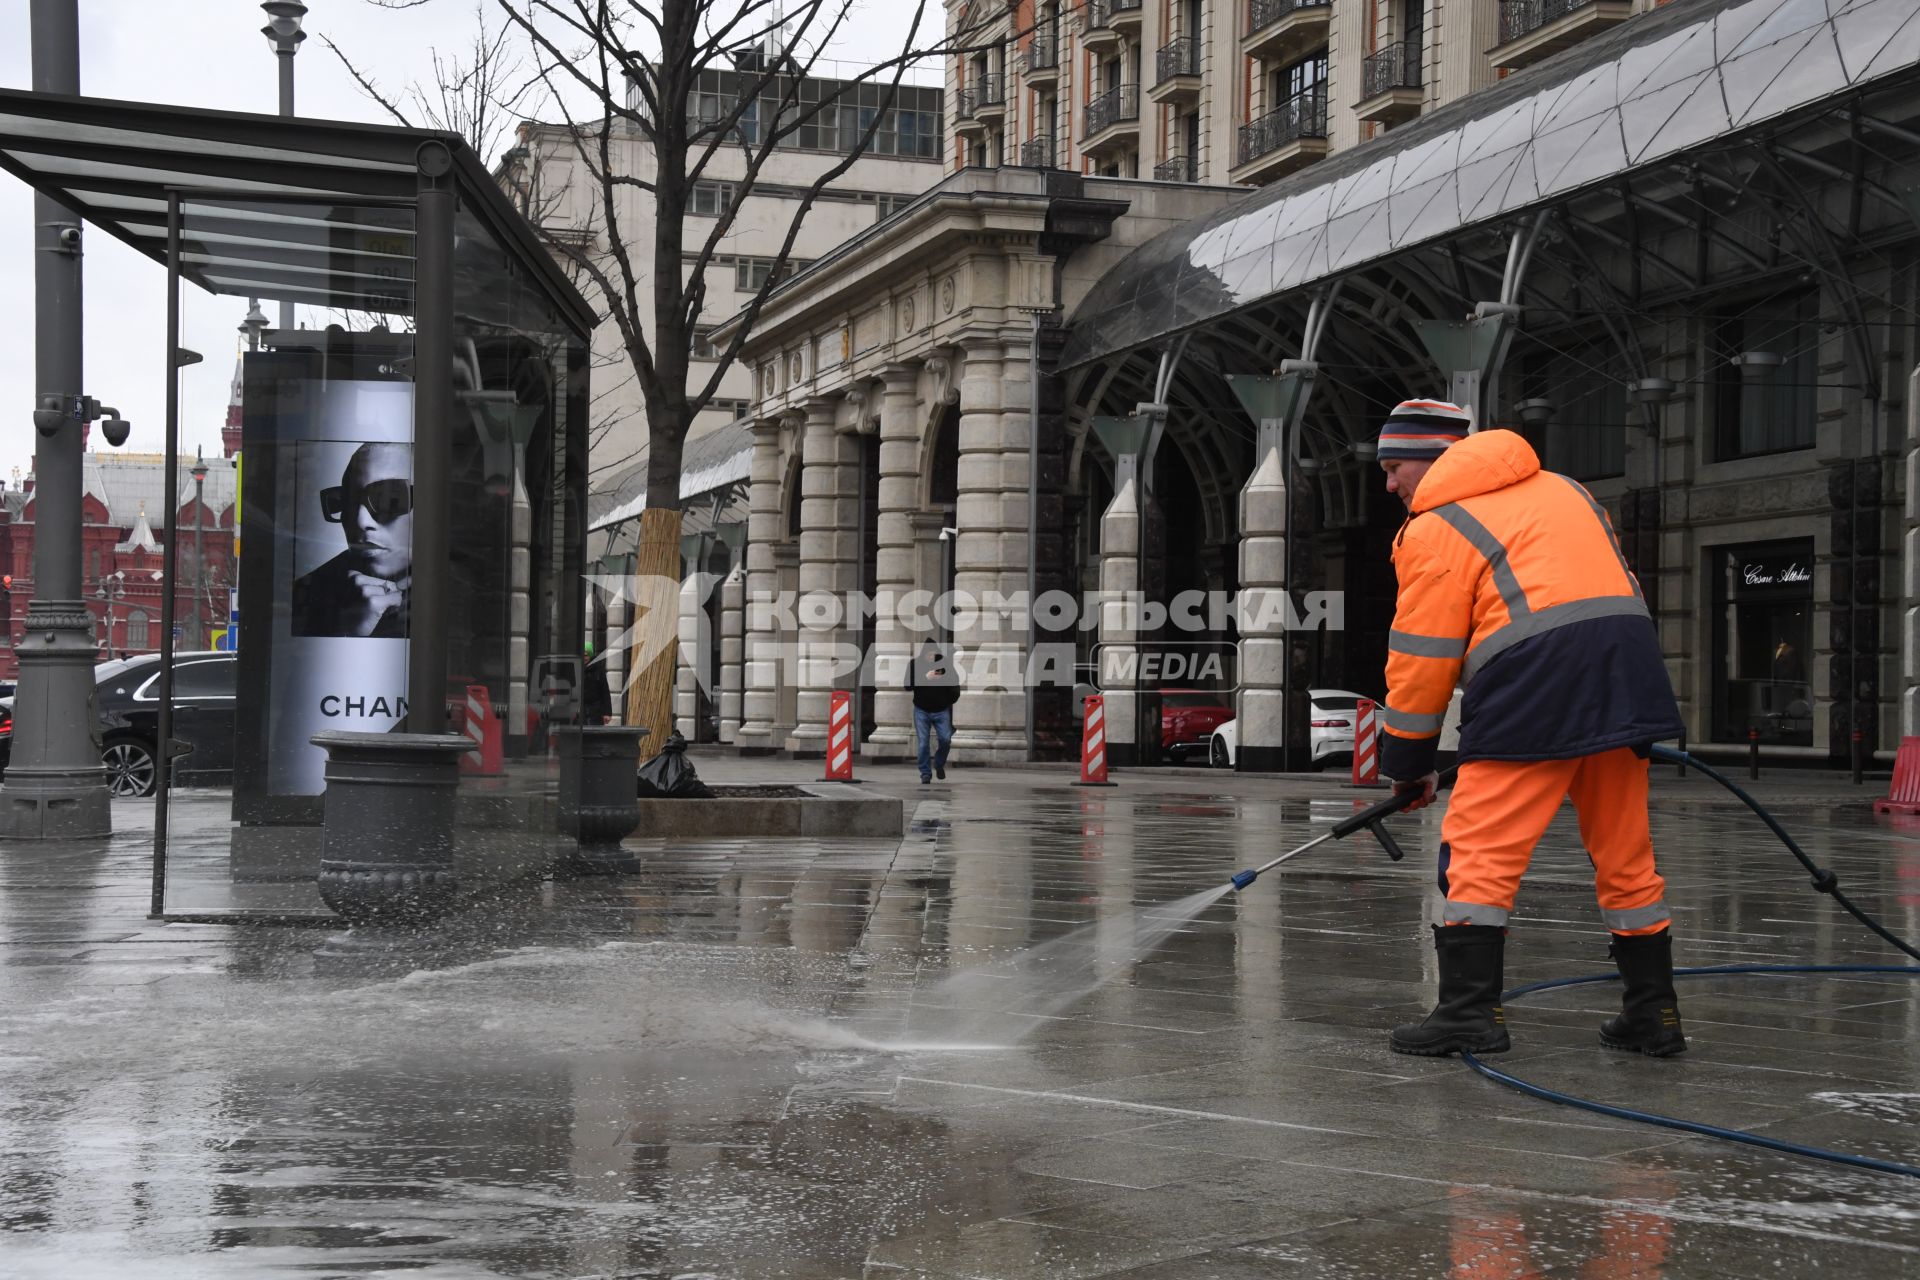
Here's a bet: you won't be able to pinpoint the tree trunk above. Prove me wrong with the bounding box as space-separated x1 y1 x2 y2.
624 505 684 763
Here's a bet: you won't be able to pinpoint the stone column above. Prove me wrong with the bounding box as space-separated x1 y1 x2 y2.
1098 462 1141 766
951 341 1029 759
673 572 704 739
1903 363 1920 738
718 562 745 743
867 364 923 753
736 416 787 749
604 559 629 723
786 397 860 754
1236 436 1289 773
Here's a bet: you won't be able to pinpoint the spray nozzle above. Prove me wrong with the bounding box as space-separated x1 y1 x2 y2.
1230 869 1258 891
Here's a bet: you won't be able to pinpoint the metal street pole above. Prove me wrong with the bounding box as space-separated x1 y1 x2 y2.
2 0 112 839
190 453 208 650
261 2 306 333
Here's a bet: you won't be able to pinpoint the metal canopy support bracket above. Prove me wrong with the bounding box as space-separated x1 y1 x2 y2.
1225 364 1318 774
1410 303 1521 430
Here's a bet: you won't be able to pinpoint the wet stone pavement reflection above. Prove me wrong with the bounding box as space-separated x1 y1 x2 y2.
3 760 1920 1277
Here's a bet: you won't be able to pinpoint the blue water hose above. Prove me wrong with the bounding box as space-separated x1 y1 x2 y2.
1448 746 1920 1180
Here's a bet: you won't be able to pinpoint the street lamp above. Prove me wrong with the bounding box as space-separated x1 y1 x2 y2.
239 299 269 351
190 449 209 650
261 2 306 332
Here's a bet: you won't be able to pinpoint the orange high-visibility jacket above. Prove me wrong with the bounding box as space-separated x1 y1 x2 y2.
1379 430 1681 781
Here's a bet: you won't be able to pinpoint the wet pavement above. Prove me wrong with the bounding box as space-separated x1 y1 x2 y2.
3 758 1919 1277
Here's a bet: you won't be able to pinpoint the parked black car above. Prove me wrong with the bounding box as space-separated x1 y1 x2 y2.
0 652 238 798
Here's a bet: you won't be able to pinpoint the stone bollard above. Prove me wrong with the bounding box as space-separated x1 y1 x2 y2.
556 725 650 875
312 730 467 924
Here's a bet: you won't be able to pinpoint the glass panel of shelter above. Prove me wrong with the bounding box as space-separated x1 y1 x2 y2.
156 194 586 919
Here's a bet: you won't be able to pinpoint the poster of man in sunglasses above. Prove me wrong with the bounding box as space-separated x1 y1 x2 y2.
290 442 413 638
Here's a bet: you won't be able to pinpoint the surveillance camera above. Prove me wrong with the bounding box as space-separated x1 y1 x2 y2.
58 226 81 251
100 416 131 447
32 394 65 436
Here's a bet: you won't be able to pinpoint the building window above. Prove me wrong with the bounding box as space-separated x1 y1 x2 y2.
708 398 751 420
126 609 149 650
1710 539 1813 746
735 258 773 292
1712 289 1819 460
1544 378 1626 482
690 328 721 360
690 181 734 216
686 71 941 159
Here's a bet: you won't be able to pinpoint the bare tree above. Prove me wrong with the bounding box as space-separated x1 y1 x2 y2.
323 2 542 165
347 0 995 756
490 0 990 755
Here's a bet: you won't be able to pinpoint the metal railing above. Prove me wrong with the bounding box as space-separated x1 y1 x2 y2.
1155 37 1200 85
1236 86 1328 166
955 74 1005 120
1361 35 1423 99
1083 84 1140 139
1249 0 1330 37
1021 136 1057 169
1499 0 1601 45
1027 33 1059 74
1153 154 1196 183
1090 0 1144 30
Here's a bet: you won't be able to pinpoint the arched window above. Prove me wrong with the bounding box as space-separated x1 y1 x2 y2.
126 609 149 650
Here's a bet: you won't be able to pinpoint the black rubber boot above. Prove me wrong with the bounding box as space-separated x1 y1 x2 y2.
1390 925 1512 1056
1599 928 1687 1057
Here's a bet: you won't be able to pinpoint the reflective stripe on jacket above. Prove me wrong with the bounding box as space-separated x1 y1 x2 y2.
1379 430 1681 780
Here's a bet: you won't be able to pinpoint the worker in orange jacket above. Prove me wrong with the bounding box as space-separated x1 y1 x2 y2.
1374 399 1686 1058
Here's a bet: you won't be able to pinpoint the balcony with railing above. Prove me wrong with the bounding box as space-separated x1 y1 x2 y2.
1025 33 1061 87
1021 135 1058 169
1242 0 1331 64
973 72 1007 124
1150 37 1202 105
1494 0 1632 71
1356 35 1423 127
954 73 1005 131
1232 86 1328 183
1084 0 1144 51
1081 83 1141 157
1153 153 1196 183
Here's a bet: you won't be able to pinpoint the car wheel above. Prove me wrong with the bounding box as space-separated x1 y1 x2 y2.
1210 737 1230 769
102 738 157 798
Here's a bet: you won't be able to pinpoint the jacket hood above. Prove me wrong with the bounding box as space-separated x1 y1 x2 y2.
1410 429 1541 514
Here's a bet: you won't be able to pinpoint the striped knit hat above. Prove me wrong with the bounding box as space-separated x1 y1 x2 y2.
1376 399 1472 461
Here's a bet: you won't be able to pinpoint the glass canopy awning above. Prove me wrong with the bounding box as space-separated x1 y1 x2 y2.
1062 0 1920 370
0 87 594 336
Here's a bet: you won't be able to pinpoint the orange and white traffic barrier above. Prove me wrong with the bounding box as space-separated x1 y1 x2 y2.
1351 698 1380 786
824 689 855 782
1076 693 1116 787
461 683 504 775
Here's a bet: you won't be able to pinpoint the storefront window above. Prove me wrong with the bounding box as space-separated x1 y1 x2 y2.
1711 539 1813 745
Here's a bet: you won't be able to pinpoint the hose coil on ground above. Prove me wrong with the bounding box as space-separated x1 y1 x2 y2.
1458 746 1920 1180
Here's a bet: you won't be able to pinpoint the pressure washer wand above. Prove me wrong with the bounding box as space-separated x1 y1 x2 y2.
1229 772 1455 891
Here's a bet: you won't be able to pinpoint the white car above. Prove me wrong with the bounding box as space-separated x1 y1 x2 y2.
1208 687 1464 771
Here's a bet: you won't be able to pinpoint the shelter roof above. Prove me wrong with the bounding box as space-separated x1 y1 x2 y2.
0 88 595 338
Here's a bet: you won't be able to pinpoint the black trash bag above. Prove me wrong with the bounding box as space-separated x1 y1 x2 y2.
636 731 713 798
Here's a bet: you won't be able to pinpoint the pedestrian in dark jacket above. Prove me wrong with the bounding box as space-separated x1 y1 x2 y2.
1374 399 1685 1061
907 640 960 784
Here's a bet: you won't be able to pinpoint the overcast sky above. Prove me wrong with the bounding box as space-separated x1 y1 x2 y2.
0 0 929 486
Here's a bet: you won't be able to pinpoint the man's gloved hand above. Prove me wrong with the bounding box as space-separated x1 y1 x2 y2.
1390 771 1439 812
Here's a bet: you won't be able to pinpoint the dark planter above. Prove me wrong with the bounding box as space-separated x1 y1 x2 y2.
311 730 467 922
556 725 649 874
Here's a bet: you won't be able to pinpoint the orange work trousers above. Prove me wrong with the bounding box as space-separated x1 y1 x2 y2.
1437 746 1669 935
